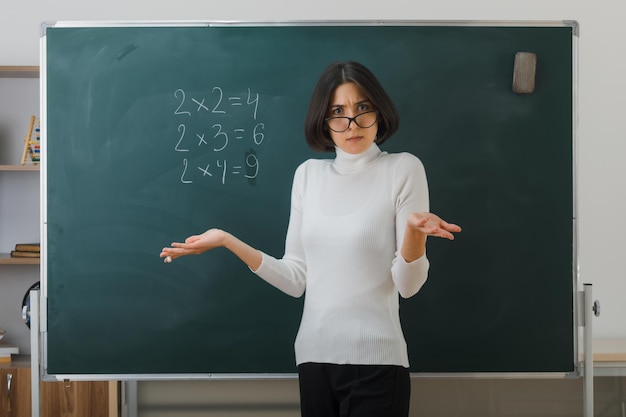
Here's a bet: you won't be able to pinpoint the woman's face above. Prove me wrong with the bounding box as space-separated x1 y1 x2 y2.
326 82 378 155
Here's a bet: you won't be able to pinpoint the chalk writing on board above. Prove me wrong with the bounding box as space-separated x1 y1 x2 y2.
172 87 264 185
179 154 260 185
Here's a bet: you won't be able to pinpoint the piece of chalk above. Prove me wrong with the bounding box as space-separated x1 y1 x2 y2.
165 256 172 263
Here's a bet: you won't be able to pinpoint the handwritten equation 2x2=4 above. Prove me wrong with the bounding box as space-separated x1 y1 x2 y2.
172 87 266 185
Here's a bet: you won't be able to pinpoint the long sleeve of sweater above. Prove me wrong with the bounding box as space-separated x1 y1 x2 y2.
253 165 308 298
391 153 430 298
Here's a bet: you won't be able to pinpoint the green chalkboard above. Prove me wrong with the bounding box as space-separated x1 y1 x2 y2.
43 22 576 377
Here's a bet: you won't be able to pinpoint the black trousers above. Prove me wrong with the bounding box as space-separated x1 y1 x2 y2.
298 363 411 417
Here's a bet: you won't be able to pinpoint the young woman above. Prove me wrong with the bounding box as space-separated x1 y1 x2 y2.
160 61 461 417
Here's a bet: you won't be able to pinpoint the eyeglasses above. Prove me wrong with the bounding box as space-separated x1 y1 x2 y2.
324 110 379 133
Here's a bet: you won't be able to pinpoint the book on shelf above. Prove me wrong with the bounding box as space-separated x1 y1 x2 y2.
10 243 40 257
14 243 40 252
0 344 19 363
10 250 40 258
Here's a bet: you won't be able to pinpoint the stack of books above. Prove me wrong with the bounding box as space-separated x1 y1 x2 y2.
0 344 19 364
10 243 40 258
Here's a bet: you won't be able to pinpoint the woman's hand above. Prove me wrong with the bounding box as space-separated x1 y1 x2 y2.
407 212 462 240
401 212 461 262
160 228 227 263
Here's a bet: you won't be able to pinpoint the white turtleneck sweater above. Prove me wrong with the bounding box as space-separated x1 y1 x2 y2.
254 143 430 367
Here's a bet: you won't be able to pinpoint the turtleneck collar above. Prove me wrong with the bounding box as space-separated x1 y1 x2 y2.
333 143 383 175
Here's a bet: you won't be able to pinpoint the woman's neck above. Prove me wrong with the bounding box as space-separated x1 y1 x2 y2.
333 143 382 174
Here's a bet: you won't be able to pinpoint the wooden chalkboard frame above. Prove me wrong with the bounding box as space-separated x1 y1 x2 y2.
40 20 579 380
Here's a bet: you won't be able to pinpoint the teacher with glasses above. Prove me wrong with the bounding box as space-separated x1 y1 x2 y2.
161 61 461 417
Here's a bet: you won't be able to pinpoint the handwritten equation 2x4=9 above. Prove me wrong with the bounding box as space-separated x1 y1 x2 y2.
172 87 266 185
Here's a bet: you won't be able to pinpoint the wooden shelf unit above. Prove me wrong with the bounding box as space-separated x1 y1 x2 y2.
0 253 39 265
1 357 119 417
0 164 40 265
0 164 39 171
0 66 39 78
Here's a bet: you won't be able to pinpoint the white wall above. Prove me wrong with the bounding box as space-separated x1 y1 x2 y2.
1 0 624 341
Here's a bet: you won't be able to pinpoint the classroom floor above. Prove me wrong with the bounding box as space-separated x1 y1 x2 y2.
135 376 626 417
